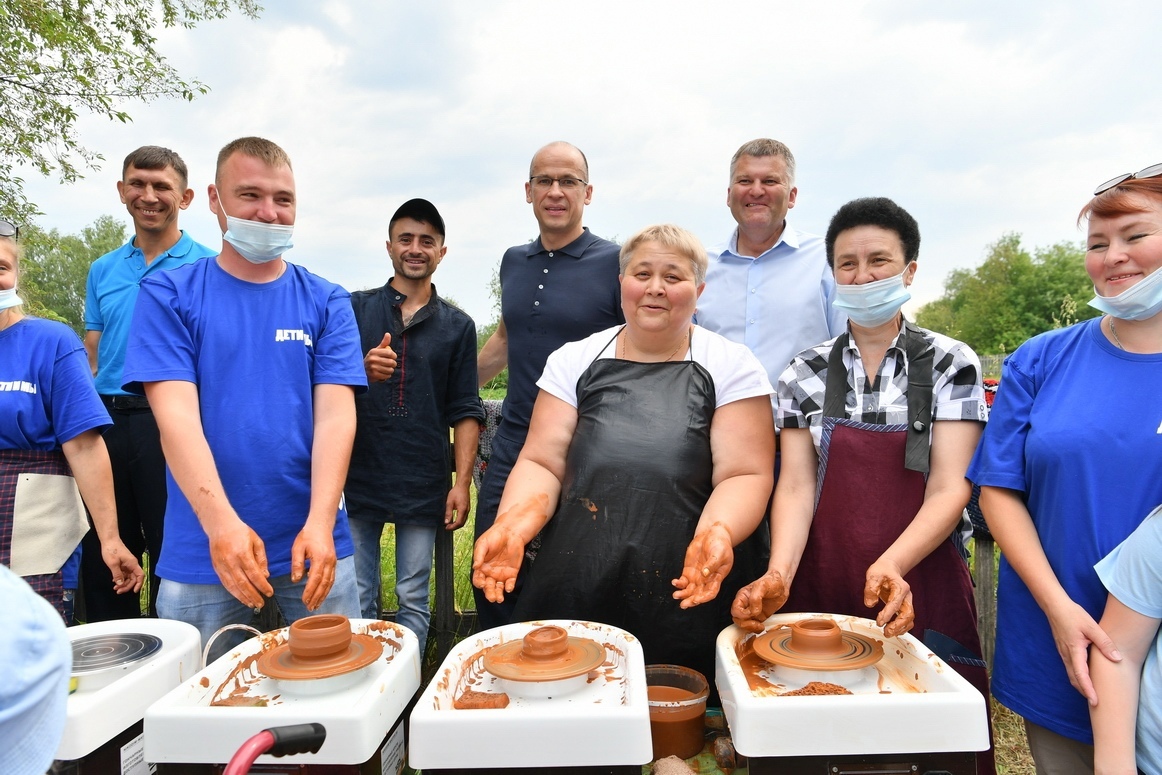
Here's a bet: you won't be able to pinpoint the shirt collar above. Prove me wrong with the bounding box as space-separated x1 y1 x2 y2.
842 318 910 360
386 279 441 309
724 221 803 259
127 230 195 260
531 227 597 259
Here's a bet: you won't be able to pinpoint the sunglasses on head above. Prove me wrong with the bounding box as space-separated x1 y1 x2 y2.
1094 162 1162 196
0 219 17 240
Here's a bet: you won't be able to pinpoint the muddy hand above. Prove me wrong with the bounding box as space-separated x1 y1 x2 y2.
471 526 525 604
673 523 734 609
730 571 790 633
209 518 272 609
292 523 337 611
864 563 914 637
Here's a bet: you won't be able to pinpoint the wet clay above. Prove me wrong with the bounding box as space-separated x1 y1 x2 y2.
483 626 605 682
453 689 511 710
753 618 883 671
648 685 705 760
257 615 382 680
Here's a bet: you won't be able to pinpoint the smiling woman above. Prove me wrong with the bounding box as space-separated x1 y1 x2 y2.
968 170 1162 771
473 224 775 691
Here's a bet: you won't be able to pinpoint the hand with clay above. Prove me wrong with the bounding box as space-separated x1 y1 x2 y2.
471 525 527 604
672 522 734 609
863 558 915 637
101 539 145 595
730 570 791 633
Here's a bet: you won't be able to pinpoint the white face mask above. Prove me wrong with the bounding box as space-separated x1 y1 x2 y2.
833 269 912 328
1089 267 1162 321
0 287 22 311
216 192 294 264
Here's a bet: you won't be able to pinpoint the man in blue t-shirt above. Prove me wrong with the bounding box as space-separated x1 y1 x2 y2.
474 142 623 628
82 146 216 620
122 137 366 655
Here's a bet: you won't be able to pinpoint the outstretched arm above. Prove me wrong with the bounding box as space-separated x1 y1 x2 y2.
472 391 576 602
145 380 274 608
730 427 816 631
673 395 775 608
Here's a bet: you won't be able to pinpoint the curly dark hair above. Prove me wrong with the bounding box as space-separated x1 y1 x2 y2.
824 197 920 267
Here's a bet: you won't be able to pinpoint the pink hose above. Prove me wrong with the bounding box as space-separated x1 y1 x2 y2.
223 729 275 775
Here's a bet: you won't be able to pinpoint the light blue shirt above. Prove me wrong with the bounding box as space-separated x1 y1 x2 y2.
84 231 216 395
694 223 846 388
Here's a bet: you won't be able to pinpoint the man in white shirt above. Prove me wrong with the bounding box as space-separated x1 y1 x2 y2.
695 138 846 389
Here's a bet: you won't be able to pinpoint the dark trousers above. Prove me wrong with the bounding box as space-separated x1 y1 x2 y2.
80 397 166 620
472 429 525 631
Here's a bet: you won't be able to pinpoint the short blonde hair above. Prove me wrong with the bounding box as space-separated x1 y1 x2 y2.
215 137 292 185
619 224 708 285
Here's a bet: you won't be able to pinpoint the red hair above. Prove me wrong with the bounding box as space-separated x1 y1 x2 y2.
1078 176 1162 225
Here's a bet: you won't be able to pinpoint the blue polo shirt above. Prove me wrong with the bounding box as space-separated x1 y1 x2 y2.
497 228 622 440
84 231 216 396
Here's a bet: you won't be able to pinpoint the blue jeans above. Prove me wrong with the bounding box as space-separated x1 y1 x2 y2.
158 555 359 663
349 518 436 650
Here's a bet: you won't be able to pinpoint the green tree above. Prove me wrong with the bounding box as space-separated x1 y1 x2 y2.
916 233 1099 354
20 215 129 334
0 0 261 223
479 263 507 392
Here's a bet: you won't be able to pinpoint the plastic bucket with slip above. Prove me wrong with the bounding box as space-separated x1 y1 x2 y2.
646 664 708 760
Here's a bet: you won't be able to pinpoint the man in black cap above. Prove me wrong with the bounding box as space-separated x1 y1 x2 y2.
344 199 483 650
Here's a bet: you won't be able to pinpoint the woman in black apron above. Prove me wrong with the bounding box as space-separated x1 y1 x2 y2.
730 199 994 775
473 224 775 685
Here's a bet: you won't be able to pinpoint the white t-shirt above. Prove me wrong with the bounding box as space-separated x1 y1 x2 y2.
537 324 774 409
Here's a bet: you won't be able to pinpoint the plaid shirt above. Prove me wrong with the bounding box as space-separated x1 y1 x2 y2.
777 324 988 451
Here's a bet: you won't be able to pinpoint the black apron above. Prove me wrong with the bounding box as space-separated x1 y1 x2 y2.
780 322 994 775
513 329 765 685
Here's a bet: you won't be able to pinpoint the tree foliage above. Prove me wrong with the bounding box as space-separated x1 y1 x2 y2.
19 215 128 334
0 0 261 223
915 233 1100 354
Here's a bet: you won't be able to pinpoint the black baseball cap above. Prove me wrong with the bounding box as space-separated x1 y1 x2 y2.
390 198 445 238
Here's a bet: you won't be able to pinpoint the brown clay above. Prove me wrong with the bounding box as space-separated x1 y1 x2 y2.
521 625 569 659
287 614 350 660
779 681 853 696
454 689 511 710
753 618 883 671
483 627 605 682
256 615 383 681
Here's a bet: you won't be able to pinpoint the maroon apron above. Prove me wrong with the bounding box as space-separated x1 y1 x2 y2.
781 323 994 775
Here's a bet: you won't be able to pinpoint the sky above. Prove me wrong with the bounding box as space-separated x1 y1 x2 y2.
19 0 1162 327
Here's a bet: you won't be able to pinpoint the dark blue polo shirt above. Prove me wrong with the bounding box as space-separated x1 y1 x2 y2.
497 228 623 441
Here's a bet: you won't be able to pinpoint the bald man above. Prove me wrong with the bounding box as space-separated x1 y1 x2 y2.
474 142 623 629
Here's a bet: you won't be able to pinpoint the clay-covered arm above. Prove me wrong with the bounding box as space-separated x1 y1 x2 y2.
1090 594 1156 775
863 420 981 637
979 485 1120 704
472 391 577 601
730 427 817 631
673 395 775 608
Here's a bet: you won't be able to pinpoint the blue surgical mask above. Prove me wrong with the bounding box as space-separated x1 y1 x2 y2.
1088 267 1162 321
0 287 22 311
833 269 912 328
216 193 294 264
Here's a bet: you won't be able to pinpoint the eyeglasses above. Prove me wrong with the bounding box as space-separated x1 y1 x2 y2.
0 219 17 240
529 176 587 192
1094 162 1162 196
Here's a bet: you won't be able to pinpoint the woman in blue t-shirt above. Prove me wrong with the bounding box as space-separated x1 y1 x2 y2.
0 232 143 618
968 167 1162 770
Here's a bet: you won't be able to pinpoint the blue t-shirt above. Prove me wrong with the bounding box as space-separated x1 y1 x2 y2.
497 228 623 441
84 231 216 396
122 259 367 583
967 317 1162 743
1095 504 1162 774
0 317 110 450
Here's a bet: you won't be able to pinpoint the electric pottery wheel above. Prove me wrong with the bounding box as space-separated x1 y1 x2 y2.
145 617 419 768
410 620 652 772
482 624 607 699
715 612 989 771
56 618 201 764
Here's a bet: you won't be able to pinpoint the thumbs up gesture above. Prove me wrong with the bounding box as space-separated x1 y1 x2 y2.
364 332 397 382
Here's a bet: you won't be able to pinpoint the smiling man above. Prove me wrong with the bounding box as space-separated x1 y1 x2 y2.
344 198 483 649
81 146 217 621
695 138 846 390
474 141 623 629
121 137 366 656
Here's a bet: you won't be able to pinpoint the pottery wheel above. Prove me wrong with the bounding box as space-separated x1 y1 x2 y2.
483 636 606 682
753 625 884 671
71 633 162 675
257 633 383 680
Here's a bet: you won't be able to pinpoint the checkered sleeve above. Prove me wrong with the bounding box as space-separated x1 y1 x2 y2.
930 336 988 423
775 347 829 430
